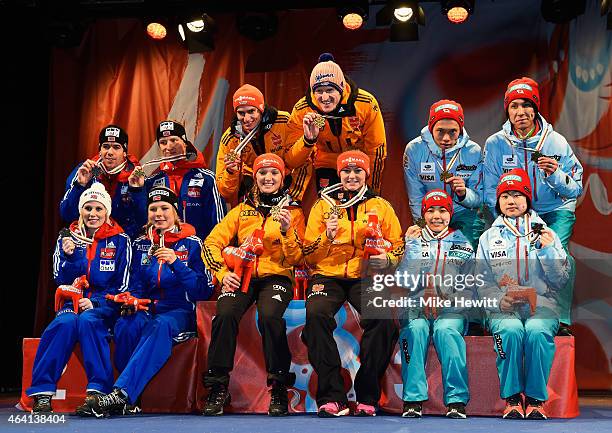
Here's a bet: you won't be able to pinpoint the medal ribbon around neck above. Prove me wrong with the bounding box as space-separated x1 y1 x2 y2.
320 183 368 215
503 124 551 156
96 158 127 176
435 148 461 176
502 213 540 244
132 153 188 178
70 218 95 246
421 225 451 242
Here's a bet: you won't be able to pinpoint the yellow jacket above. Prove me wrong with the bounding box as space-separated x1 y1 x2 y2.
286 79 387 192
216 107 312 201
202 195 305 283
303 189 404 278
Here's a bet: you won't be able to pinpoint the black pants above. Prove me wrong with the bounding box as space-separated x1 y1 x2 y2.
206 276 294 385
302 275 398 406
315 168 340 191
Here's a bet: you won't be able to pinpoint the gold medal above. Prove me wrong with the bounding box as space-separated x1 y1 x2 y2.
226 150 241 163
313 115 326 129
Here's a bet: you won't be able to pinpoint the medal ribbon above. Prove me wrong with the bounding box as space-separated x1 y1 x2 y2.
320 183 368 212
501 213 540 244
421 225 451 242
96 158 127 176
234 124 260 156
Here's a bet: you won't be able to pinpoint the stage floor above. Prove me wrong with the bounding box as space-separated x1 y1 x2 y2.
1 397 610 433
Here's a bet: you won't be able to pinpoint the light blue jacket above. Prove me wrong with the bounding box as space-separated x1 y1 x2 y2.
483 115 583 216
403 126 483 220
475 210 570 315
397 229 476 315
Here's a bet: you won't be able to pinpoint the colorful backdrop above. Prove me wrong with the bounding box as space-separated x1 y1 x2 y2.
38 0 611 390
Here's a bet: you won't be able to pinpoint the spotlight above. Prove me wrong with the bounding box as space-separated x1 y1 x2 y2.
601 0 611 15
441 0 474 24
389 1 425 41
541 0 586 23
146 22 167 40
237 12 278 41
394 6 414 22
178 14 216 52
338 2 369 30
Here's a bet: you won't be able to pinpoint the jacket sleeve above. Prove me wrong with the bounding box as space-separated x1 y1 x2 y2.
53 236 87 285
280 207 306 267
169 237 213 302
403 141 428 220
59 165 88 224
474 235 505 312
114 234 131 294
215 129 242 200
380 200 405 268
201 170 227 239
303 200 334 266
536 230 570 291
126 241 148 299
283 105 315 169
202 207 240 283
542 134 584 199
482 136 503 216
362 97 387 193
455 145 483 210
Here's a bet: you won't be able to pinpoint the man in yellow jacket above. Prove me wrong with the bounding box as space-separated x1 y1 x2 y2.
286 54 387 193
216 84 312 203
302 150 403 417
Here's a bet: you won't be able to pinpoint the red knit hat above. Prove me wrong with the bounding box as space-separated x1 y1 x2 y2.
504 77 540 112
428 99 464 133
337 150 370 176
496 168 532 214
233 84 265 113
421 189 453 217
253 153 285 178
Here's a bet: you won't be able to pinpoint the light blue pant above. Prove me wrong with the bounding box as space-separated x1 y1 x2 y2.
399 313 469 405
540 210 576 325
487 311 559 401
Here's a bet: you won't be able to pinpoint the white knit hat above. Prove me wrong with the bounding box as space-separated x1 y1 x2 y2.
79 183 112 221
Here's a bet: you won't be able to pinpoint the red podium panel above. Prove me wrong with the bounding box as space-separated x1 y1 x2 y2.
21 301 579 417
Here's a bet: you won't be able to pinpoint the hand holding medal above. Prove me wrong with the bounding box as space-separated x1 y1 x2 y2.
128 165 145 188
446 175 466 198
76 159 97 186
536 155 558 176
303 112 322 142
405 224 423 239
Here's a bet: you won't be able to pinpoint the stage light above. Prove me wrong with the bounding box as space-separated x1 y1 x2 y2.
237 12 278 41
146 22 167 40
178 14 216 52
441 0 474 24
394 6 414 22
338 2 368 30
541 0 586 23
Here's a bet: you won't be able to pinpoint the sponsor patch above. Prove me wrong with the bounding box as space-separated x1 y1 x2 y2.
188 179 204 187
421 162 435 174
502 154 517 167
100 248 116 259
419 174 435 182
489 250 508 259
421 249 430 259
141 253 152 265
312 284 324 292
272 294 283 302
159 121 175 132
188 187 201 198
100 260 115 272
273 284 287 292
348 116 360 130
153 178 166 188
176 250 188 261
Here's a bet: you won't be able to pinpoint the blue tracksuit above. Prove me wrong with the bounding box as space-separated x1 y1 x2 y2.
28 223 130 396
483 115 583 217
59 155 146 239
112 224 213 403
404 126 484 247
133 152 226 242
475 210 570 400
397 229 475 405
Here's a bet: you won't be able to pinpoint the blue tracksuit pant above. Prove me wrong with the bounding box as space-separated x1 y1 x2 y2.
487 311 559 401
113 309 195 404
28 305 119 395
399 313 469 405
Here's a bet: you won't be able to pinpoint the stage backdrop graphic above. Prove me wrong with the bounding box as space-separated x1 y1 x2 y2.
38 0 611 390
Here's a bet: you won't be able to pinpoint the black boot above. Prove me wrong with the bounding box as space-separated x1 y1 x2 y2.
75 391 103 417
84 389 128 418
203 372 231 416
268 381 288 416
32 395 53 413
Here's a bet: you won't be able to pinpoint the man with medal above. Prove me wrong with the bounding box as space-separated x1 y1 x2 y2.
475 169 570 420
215 84 312 204
482 77 583 333
128 120 226 242
60 125 144 238
403 100 484 249
285 53 387 193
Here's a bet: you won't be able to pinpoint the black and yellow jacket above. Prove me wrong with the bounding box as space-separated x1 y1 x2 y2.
202 190 305 283
216 105 312 202
303 188 404 278
286 79 387 192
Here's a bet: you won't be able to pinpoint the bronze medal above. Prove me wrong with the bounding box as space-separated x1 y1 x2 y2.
90 166 102 178
415 217 427 228
133 167 145 178
531 151 543 162
440 170 452 182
